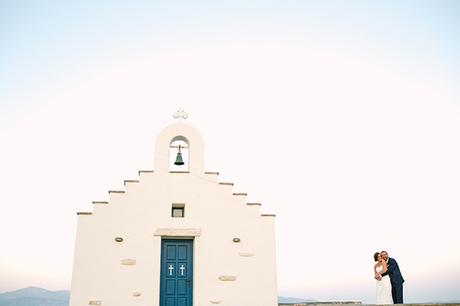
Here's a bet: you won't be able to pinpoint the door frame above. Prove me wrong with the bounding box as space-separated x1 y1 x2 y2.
159 238 194 306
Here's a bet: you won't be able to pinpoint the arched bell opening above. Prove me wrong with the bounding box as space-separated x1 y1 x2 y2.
154 123 204 174
169 136 190 172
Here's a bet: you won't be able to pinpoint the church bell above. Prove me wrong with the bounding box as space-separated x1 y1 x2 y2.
174 145 185 166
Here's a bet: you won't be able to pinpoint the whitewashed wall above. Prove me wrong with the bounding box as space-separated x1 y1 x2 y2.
69 123 278 306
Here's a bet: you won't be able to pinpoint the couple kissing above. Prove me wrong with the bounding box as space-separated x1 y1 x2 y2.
374 251 405 304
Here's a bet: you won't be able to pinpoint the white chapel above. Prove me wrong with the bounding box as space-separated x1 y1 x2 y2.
70 112 278 306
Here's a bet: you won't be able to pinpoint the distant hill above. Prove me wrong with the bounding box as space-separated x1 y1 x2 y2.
0 287 69 306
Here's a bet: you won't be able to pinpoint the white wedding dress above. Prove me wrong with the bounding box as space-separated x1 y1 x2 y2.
376 265 393 304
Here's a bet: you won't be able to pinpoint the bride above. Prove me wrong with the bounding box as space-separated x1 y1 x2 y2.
374 252 393 304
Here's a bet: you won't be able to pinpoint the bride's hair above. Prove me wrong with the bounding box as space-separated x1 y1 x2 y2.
374 252 380 262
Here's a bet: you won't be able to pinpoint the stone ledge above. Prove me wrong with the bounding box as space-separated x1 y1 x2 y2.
238 251 255 257
205 171 219 175
261 213 276 217
219 182 234 186
247 202 261 206
279 303 460 306
92 201 108 205
233 193 247 196
362 304 460 306
77 212 92 215
154 228 201 237
108 190 125 194
138 170 154 176
124 180 139 186
279 303 362 306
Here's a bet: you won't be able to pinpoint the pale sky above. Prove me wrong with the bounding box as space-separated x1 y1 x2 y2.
1 0 460 304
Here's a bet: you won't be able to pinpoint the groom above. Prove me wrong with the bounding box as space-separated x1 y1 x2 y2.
376 251 405 304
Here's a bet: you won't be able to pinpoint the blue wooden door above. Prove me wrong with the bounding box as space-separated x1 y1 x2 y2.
160 239 193 306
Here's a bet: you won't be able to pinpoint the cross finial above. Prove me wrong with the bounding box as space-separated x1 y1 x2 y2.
173 108 188 122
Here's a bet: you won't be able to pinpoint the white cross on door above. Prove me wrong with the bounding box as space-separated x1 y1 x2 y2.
179 264 186 276
168 264 174 276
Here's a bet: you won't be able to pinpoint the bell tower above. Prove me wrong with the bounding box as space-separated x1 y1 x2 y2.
154 109 205 174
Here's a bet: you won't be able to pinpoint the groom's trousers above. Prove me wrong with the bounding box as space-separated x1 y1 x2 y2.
391 283 403 304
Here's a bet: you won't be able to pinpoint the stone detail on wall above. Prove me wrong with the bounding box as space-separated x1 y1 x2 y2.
238 251 255 257
210 298 222 304
88 300 102 305
121 258 136 265
132 292 141 297
218 275 236 281
154 228 201 237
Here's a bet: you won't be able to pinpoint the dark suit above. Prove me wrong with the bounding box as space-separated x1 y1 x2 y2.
381 257 405 304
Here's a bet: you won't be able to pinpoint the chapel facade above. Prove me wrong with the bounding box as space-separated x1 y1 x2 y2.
69 117 278 306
